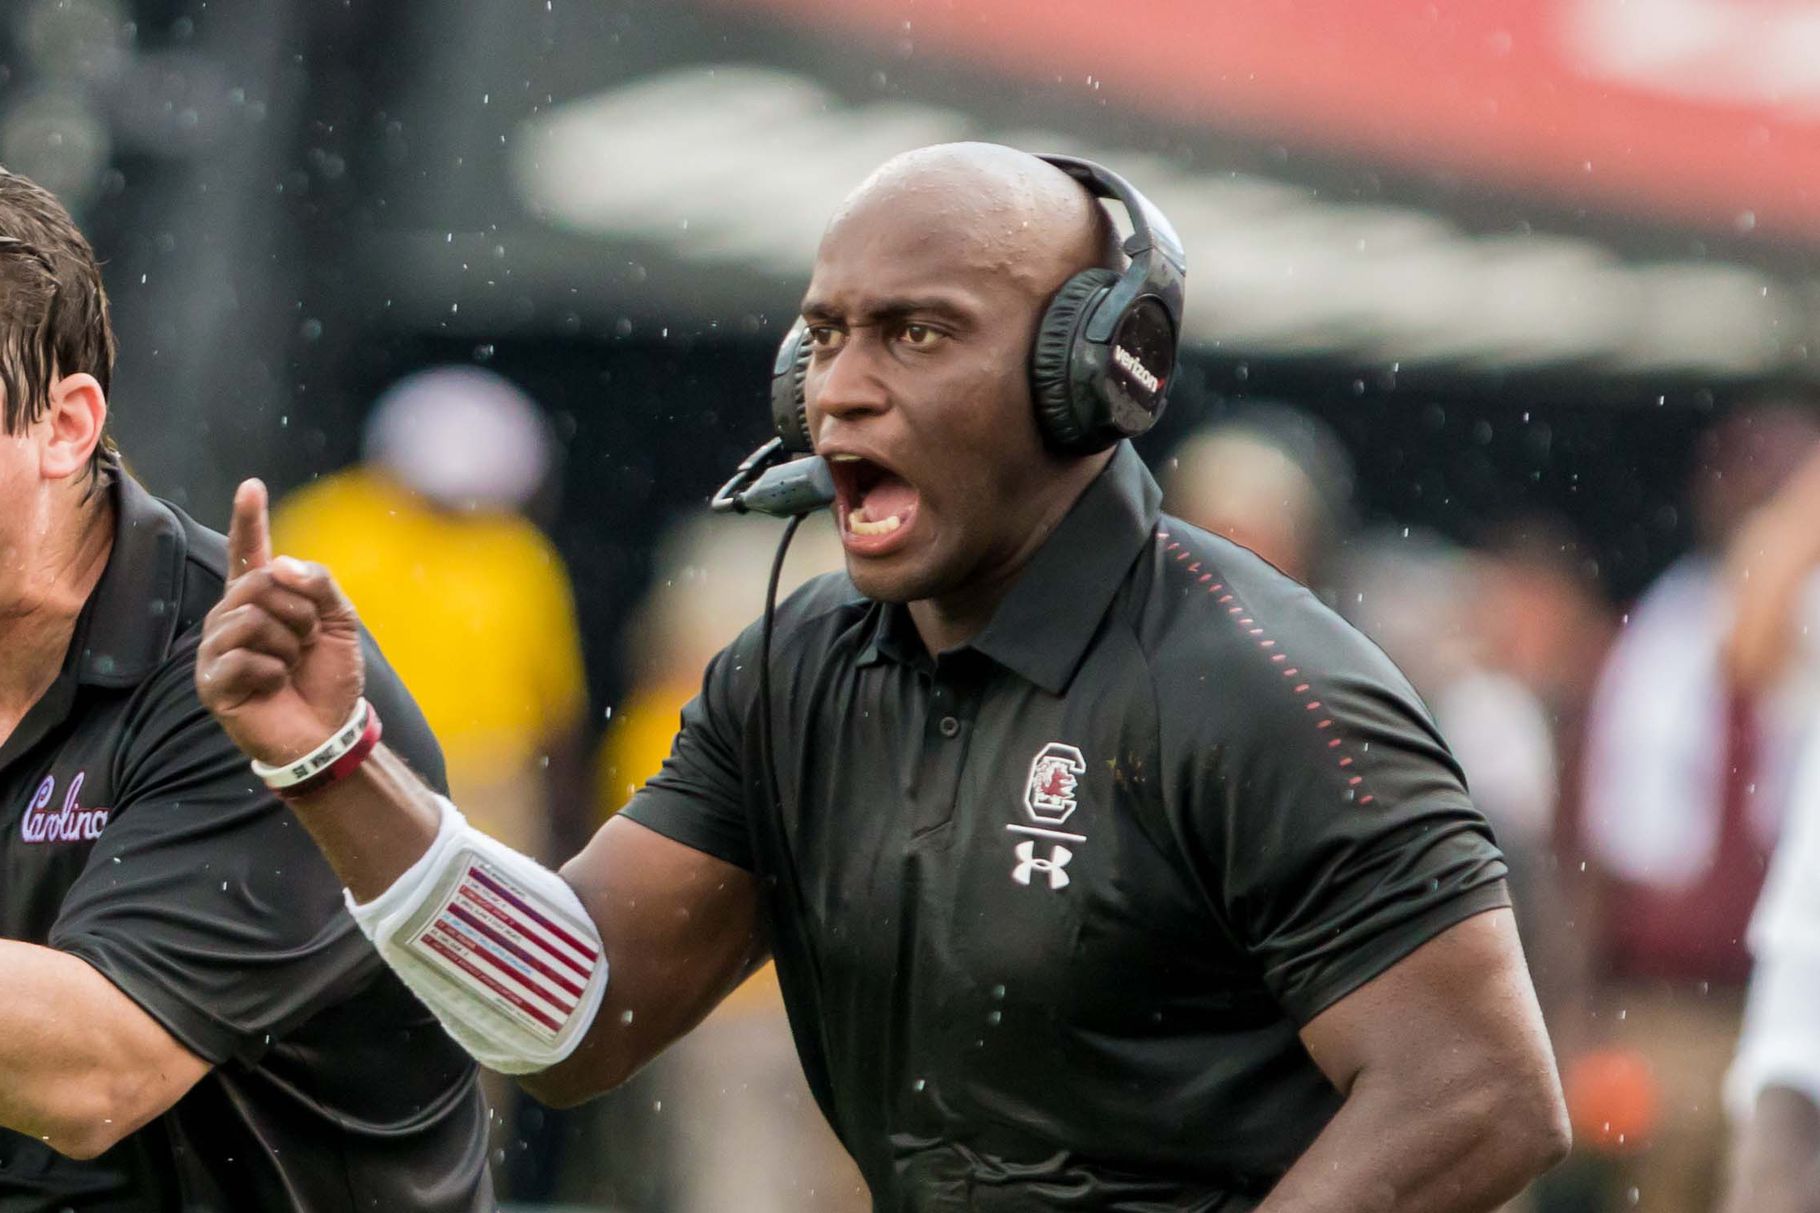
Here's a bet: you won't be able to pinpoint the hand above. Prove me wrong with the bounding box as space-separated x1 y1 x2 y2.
1722 448 1820 694
195 479 365 766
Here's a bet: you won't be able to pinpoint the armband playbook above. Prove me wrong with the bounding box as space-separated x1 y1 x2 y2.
345 796 608 1074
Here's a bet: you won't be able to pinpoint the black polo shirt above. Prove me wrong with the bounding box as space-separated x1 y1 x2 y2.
623 442 1510 1212
0 471 491 1212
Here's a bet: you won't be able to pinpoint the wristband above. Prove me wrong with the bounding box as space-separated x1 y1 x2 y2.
252 699 383 799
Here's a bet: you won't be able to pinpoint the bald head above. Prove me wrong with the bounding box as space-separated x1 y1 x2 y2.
824 143 1121 295
797 144 1132 622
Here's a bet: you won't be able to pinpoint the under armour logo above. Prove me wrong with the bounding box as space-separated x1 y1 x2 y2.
1012 840 1072 889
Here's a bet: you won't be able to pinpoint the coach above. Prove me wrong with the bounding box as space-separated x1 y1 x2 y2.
0 171 489 1209
199 144 1570 1212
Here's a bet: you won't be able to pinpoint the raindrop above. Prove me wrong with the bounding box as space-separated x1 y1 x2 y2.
911 1078 926 1092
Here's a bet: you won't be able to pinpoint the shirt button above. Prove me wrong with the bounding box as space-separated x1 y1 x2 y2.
937 715 961 738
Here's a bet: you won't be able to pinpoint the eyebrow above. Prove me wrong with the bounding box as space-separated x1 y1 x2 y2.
798 295 977 327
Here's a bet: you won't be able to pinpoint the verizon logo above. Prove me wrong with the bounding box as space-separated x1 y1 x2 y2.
1113 345 1160 393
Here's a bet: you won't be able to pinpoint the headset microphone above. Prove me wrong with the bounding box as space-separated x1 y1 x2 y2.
710 438 837 519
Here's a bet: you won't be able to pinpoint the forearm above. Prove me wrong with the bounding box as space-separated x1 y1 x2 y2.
0 942 202 1156
518 818 766 1106
1256 1070 1561 1213
286 742 446 904
1724 458 1820 694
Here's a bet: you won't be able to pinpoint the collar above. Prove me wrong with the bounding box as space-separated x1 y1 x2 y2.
858 442 1162 694
71 469 188 687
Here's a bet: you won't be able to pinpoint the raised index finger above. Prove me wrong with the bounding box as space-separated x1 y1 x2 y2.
227 478 272 581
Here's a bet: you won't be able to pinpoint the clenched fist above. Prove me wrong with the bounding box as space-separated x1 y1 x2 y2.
195 479 366 766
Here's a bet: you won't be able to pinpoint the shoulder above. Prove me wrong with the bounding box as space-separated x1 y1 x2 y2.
687 570 870 723
1142 518 1418 704
730 570 870 661
1135 519 1449 786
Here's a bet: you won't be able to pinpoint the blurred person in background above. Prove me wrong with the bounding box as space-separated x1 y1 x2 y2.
1717 440 1820 1213
1338 532 1562 877
269 366 589 1200
1578 398 1820 1213
272 366 589 864
1337 532 1584 1015
1340 526 1617 1212
1471 519 1615 759
586 511 866 1213
0 170 489 1208
1161 405 1355 595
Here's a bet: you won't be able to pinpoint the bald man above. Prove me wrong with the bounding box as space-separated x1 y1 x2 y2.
195 145 1568 1212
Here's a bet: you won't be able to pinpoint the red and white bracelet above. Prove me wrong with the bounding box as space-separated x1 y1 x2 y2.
251 698 384 800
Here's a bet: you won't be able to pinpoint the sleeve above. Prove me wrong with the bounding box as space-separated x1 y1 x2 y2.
614 631 757 871
1177 596 1511 1026
1727 723 1820 1115
49 631 448 1066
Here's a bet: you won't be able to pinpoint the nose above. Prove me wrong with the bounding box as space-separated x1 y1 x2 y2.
805 335 889 444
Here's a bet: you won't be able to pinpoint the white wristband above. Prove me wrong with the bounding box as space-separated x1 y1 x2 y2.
251 699 371 789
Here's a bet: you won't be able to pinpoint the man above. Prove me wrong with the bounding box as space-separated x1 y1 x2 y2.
1578 401 1820 1212
1161 405 1355 591
1718 439 1820 1213
198 144 1570 1211
1723 743 1820 1213
272 366 588 862
272 366 594 1202
0 170 490 1208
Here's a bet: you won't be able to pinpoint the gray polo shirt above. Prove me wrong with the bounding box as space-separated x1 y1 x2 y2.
624 442 1508 1212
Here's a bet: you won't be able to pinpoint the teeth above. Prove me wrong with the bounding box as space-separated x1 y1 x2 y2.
848 511 902 537
828 453 863 463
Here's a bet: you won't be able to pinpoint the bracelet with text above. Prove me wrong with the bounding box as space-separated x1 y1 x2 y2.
250 699 383 800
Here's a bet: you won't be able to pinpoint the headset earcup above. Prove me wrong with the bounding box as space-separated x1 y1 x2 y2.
769 324 814 452
1030 269 1117 453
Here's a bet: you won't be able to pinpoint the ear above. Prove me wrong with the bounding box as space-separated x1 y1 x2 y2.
39 372 107 481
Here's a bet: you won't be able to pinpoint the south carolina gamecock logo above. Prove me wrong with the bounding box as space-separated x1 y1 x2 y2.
1024 742 1087 825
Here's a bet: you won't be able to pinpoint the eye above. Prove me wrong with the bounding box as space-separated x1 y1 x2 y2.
898 323 943 348
804 324 847 354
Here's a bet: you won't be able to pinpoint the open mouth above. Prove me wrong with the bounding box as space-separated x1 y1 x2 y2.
827 453 920 553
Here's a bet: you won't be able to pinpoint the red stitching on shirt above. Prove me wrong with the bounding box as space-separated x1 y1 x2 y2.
1159 527 1377 808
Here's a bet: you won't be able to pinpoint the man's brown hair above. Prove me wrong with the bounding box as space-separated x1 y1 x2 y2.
0 168 117 487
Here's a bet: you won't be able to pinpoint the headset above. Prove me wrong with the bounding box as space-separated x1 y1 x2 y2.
714 152 1187 516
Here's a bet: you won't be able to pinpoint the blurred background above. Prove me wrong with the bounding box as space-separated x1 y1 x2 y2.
14 0 1820 1209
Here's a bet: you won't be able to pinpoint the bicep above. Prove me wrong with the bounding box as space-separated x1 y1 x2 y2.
1297 907 1553 1099
0 944 211 1156
523 815 763 1105
64 951 212 1124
